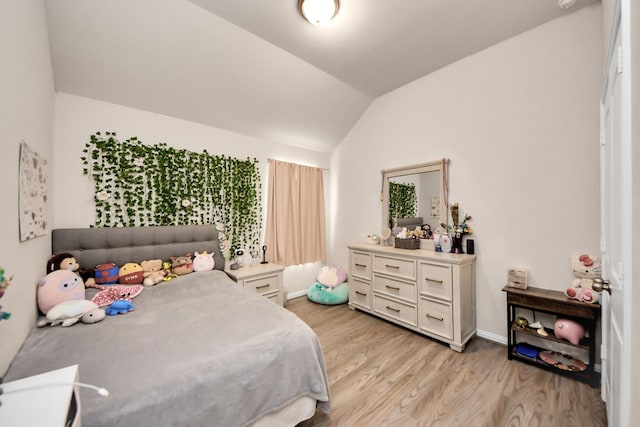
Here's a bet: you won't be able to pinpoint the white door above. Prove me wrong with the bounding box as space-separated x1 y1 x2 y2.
600 4 631 426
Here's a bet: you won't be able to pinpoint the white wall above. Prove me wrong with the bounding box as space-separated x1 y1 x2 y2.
53 93 330 296
0 0 55 375
330 5 603 340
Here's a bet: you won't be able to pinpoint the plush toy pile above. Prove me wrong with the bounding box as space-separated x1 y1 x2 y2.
307 265 349 305
565 254 602 304
39 250 220 325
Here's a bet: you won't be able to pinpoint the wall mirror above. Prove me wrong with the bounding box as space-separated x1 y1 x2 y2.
381 159 449 232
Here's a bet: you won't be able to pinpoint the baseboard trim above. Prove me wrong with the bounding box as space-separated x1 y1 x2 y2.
477 329 508 345
286 289 308 300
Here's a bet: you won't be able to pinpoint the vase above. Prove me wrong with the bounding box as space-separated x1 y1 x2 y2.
452 233 463 254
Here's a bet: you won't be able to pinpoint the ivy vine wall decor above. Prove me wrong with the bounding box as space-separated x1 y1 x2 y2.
388 181 417 225
81 131 262 257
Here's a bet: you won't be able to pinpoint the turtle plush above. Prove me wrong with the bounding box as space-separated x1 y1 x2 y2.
37 300 105 327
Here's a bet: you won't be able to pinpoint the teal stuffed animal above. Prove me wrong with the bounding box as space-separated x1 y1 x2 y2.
307 281 349 305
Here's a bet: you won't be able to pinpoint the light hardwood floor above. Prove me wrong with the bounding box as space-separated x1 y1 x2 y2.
287 296 607 427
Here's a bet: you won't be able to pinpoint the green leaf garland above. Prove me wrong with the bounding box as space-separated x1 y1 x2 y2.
82 131 262 257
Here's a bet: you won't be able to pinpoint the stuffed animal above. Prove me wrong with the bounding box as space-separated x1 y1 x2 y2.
95 263 120 285
118 262 144 285
105 299 135 316
565 254 602 303
171 254 193 276
37 300 105 327
162 261 178 282
91 284 144 307
37 267 85 315
316 265 347 292
46 253 95 287
193 251 215 272
141 259 166 287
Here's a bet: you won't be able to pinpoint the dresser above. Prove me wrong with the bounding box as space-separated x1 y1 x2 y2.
225 263 285 306
348 243 476 352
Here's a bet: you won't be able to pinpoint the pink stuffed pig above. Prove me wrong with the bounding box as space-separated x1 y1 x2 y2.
553 318 585 345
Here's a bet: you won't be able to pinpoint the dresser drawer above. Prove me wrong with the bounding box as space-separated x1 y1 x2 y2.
373 274 416 304
420 298 453 340
350 278 372 309
373 294 417 327
244 274 279 295
373 255 416 281
351 251 372 280
419 262 453 301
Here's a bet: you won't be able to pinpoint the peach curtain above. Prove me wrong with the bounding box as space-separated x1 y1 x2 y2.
265 159 326 266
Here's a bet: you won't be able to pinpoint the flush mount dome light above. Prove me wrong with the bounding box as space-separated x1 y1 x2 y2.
557 0 577 9
298 0 339 26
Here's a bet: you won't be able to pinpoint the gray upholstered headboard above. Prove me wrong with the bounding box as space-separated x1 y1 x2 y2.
51 225 226 271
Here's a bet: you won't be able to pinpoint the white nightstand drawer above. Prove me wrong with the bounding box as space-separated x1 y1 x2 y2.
350 278 372 309
420 262 453 301
373 274 416 304
373 294 417 327
373 255 416 281
420 297 453 340
245 274 279 295
351 251 372 280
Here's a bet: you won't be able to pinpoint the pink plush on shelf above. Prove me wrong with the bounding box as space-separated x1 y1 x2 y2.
553 318 585 345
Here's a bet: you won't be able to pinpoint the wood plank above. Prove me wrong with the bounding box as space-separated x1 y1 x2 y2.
287 296 606 427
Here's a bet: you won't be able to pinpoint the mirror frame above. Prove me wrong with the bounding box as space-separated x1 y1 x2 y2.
381 159 449 231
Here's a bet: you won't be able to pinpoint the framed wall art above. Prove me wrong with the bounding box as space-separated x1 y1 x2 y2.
19 142 47 241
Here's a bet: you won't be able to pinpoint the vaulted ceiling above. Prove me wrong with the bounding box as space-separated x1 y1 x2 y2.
44 0 598 153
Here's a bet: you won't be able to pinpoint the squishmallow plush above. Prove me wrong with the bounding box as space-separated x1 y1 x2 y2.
193 251 215 272
37 267 85 315
316 265 347 291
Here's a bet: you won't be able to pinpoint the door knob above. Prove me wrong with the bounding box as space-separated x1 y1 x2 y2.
592 278 611 294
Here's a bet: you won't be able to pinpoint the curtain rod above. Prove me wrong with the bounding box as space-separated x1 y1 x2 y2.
267 158 330 171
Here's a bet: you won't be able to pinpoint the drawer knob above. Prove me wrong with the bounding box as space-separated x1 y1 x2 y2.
385 285 400 291
385 264 400 269
426 313 444 322
355 291 367 296
386 306 401 313
425 277 443 284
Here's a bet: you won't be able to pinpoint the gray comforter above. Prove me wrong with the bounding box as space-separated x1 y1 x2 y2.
5 270 330 426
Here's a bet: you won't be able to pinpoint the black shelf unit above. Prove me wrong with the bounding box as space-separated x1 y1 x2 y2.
502 285 601 387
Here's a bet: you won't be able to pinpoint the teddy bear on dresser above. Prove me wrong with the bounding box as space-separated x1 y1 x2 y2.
565 254 602 304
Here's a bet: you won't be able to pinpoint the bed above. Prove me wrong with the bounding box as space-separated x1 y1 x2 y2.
4 225 330 426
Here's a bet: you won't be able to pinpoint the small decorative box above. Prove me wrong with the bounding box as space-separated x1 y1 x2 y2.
507 267 529 289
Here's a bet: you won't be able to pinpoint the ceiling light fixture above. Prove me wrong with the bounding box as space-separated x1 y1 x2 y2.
557 0 577 10
298 0 339 27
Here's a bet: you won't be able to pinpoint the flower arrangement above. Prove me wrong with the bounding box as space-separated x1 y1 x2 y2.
441 203 473 237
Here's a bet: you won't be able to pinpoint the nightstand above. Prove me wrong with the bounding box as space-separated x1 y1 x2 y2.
0 365 81 426
225 263 285 306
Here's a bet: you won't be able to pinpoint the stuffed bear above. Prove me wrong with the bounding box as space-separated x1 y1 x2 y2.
141 259 166 287
193 251 215 272
37 267 85 315
46 252 96 288
171 254 193 276
565 254 602 304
